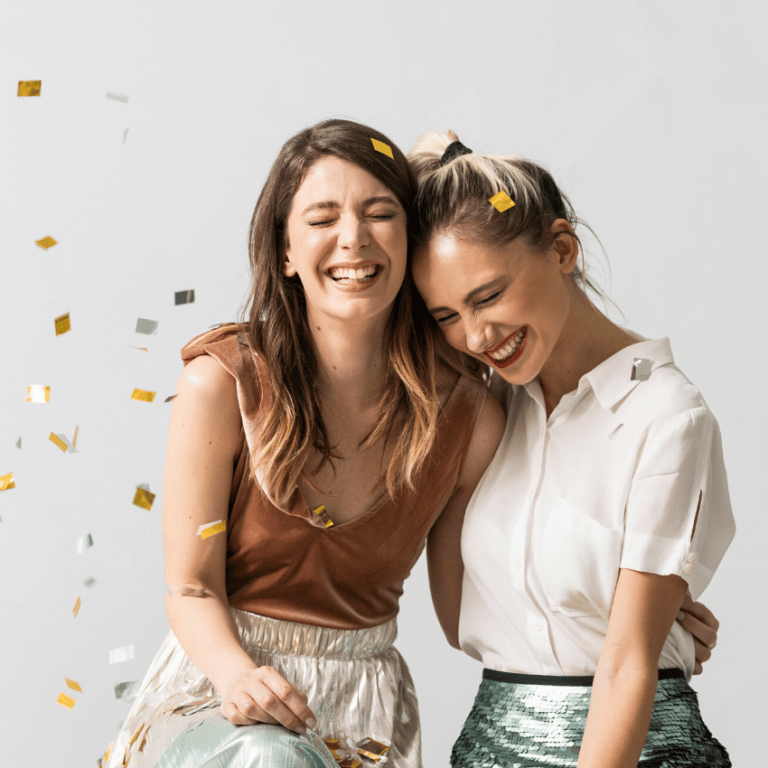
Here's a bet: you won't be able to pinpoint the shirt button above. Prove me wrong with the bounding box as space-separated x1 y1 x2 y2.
683 564 693 575
535 621 544 632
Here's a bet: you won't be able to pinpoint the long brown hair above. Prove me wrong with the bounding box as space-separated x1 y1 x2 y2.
239 119 442 504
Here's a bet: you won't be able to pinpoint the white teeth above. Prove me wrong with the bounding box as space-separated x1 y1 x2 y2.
489 328 526 361
329 265 379 281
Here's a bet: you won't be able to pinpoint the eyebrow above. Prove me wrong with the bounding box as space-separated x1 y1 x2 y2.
428 278 505 315
300 195 399 216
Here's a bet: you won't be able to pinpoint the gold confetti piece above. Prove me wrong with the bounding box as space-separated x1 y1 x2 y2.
129 345 148 351
76 533 93 553
132 487 156 510
109 644 134 664
123 746 130 766
135 318 158 335
49 432 68 452
370 138 394 159
18 80 41 97
56 692 75 709
27 385 50 403
106 92 129 103
73 426 79 447
323 739 344 760
104 743 114 762
129 724 144 746
73 596 81 617
312 504 334 529
36 235 57 249
198 520 226 540
174 289 195 305
0 473 15 491
65 678 82 692
131 389 156 402
489 190 515 212
138 734 147 752
55 312 71 335
164 394 178 403
356 738 389 761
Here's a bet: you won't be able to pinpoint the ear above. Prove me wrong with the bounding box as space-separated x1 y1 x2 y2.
550 219 579 275
283 243 297 278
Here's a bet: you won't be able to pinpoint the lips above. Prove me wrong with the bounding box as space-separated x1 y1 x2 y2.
327 264 381 283
484 326 527 368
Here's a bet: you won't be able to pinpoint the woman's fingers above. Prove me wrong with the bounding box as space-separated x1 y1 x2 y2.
677 609 717 650
679 594 719 632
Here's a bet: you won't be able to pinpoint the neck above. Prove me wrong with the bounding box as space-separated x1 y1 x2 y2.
538 284 636 417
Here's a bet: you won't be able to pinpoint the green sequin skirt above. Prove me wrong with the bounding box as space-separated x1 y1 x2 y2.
451 668 731 767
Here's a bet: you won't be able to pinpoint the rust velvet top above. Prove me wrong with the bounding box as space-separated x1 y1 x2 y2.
180 324 487 630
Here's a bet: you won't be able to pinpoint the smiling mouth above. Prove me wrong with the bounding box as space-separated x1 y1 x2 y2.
327 264 382 284
485 327 527 368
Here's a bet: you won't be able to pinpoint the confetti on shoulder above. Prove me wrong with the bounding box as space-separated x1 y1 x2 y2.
370 138 394 159
18 80 42 97
631 357 652 381
56 692 76 709
197 519 226 539
489 191 515 212
131 389 156 402
36 235 57 249
0 473 15 491
65 678 82 692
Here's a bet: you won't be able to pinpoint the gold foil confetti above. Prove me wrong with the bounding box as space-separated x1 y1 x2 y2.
489 190 515 212
131 389 156 402
197 520 226 540
135 318 158 335
312 504 334 529
73 426 79 447
18 80 42 97
65 678 82 692
104 743 114 762
55 313 71 335
73 596 81 617
109 644 135 664
356 738 389 762
631 357 652 381
27 385 50 403
57 692 76 709
164 394 178 403
35 235 57 249
129 345 148 351
323 739 343 760
76 533 93 553
138 734 147 752
129 725 144 746
106 92 129 103
339 759 362 768
0 473 15 491
49 432 68 452
114 680 140 701
174 289 195 305
84 577 96 587
370 138 394 159
132 487 156 510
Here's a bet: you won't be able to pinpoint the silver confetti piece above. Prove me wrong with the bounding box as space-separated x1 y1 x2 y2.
137 482 150 491
109 645 135 664
122 128 129 144
631 357 652 381
84 577 96 587
76 533 93 553
15 437 21 449
135 318 158 335
164 394 178 403
114 680 140 701
106 92 129 103
175 289 195 305
56 433 77 453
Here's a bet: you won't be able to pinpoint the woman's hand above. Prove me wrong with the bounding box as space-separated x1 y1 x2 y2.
221 666 317 734
676 593 719 674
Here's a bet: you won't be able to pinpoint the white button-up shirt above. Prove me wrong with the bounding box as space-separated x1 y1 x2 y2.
459 336 735 680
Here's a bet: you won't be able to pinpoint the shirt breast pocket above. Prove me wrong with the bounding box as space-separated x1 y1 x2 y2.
541 497 622 618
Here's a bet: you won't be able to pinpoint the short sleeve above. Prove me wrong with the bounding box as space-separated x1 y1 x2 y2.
621 407 735 600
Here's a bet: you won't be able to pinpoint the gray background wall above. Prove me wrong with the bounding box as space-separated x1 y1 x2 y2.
1 1 765 765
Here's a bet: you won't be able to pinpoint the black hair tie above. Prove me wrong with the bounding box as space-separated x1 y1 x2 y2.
440 140 473 166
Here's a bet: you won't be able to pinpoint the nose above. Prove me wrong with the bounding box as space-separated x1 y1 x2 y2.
337 214 370 251
464 315 494 355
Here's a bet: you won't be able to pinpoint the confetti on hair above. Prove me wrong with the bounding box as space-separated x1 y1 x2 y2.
370 138 394 159
114 680 140 701
18 80 41 97
174 289 195 305
27 385 50 403
132 486 156 510
106 92 129 103
312 505 334 528
65 678 82 692
631 357 652 381
489 191 515 212
109 644 135 664
57 692 76 709
197 520 226 540
76 533 93 553
164 394 178 403
0 473 15 491
36 235 57 249
131 388 156 402
49 433 68 452
55 313 71 336
73 596 81 617
135 318 158 335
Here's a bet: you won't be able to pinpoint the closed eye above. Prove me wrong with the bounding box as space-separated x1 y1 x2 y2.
434 312 458 325
477 290 502 306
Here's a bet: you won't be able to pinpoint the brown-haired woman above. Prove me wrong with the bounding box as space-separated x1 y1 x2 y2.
103 119 504 768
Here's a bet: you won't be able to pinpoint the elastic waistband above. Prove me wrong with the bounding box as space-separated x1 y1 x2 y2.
231 607 397 660
482 667 685 687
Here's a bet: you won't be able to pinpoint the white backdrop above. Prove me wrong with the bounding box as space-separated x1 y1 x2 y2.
1 1 765 765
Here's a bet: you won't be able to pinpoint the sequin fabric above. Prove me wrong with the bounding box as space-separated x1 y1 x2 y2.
451 673 731 767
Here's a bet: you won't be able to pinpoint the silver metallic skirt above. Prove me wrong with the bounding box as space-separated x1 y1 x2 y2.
104 608 421 768
451 668 731 767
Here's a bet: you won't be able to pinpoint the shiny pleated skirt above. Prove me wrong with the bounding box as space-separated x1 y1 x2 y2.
104 608 421 768
451 668 731 767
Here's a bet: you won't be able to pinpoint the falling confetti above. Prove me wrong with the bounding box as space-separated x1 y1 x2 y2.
106 92 129 103
631 357 652 381
35 236 57 249
27 385 50 403
84 577 96 587
18 80 41 97
489 191 515 212
370 138 394 159
131 389 156 402
0 473 15 491
197 520 226 540
132 487 156 510
73 596 81 617
55 313 71 335
135 318 158 335
15 437 21 449
73 426 79 448
129 345 148 351
49 433 68 452
123 128 129 144
164 394 178 403
174 289 195 305
76 533 93 553
109 645 135 664
114 681 140 701
65 678 82 692
57 692 76 709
